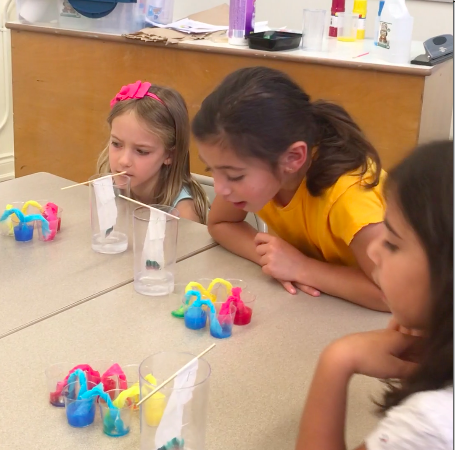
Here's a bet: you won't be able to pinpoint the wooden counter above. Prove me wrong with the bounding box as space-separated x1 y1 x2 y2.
7 22 453 181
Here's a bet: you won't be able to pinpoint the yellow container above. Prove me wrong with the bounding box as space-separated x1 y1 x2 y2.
353 0 367 39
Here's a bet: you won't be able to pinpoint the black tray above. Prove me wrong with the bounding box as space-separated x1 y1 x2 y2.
248 31 302 52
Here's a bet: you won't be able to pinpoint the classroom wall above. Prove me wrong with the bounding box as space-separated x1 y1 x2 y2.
0 0 14 181
0 0 452 181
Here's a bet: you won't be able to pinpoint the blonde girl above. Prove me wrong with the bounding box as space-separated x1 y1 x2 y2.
97 80 209 223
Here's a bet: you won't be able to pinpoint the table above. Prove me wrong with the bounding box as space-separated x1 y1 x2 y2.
0 246 390 449
7 22 453 181
0 173 216 338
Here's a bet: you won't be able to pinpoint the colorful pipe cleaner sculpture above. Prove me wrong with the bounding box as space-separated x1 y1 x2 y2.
0 207 49 241
219 287 252 325
171 278 233 318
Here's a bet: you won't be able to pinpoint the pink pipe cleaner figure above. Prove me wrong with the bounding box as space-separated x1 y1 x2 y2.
220 287 253 326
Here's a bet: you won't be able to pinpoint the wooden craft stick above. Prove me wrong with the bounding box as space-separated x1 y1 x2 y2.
118 195 180 220
136 343 216 407
60 172 127 190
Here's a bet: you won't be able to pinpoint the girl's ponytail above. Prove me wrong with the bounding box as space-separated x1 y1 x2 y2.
306 100 381 196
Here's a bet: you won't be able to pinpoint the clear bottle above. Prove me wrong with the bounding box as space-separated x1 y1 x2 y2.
146 0 174 25
375 0 414 64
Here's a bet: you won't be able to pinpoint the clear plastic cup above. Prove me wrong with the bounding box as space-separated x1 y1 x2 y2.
122 364 140 411
37 217 58 242
89 173 130 254
139 352 211 450
63 381 97 428
0 202 24 237
45 362 76 407
56 206 63 232
99 389 133 437
234 290 256 326
302 9 326 51
11 215 34 242
183 294 208 330
337 13 358 42
133 205 179 296
169 283 188 318
209 302 237 339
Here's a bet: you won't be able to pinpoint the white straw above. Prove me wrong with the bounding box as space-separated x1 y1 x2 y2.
136 344 216 407
60 172 127 190
118 195 180 220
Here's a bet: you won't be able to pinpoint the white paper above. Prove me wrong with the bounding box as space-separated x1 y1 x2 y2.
145 17 228 34
154 360 198 449
93 177 117 233
141 210 166 273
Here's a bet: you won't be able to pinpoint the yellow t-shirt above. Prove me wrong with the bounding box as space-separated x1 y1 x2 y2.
257 169 386 267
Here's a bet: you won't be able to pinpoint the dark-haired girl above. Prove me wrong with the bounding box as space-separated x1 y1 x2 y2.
193 66 388 310
295 140 453 450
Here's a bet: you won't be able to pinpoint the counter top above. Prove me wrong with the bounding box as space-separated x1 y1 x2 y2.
6 21 436 76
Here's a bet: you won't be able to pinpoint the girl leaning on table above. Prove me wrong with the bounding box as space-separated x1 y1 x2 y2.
192 66 387 311
295 140 453 450
97 80 209 223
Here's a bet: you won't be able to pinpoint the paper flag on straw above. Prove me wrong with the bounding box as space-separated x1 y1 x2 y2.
93 176 117 235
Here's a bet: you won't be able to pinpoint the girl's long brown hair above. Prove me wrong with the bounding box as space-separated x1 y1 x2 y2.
192 66 381 195
97 84 209 224
380 140 453 411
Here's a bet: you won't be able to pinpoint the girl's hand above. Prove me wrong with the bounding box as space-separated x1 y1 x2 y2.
278 280 320 297
254 233 320 296
325 329 421 380
255 233 303 280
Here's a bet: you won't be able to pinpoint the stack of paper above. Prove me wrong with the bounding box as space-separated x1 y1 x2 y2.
145 18 228 34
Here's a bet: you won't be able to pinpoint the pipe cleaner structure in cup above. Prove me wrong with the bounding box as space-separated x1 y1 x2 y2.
0 207 49 242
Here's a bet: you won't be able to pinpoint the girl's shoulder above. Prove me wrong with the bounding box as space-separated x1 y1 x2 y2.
365 386 453 450
172 186 193 207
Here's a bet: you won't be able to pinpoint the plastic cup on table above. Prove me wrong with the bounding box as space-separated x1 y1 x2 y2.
234 290 256 326
209 302 237 339
133 205 179 296
56 206 63 232
89 173 130 254
139 352 211 449
337 13 358 42
45 362 77 407
121 364 140 411
182 294 208 330
0 202 24 237
168 283 188 318
90 359 118 391
63 381 97 428
11 215 34 242
302 9 326 51
37 217 58 242
99 389 133 437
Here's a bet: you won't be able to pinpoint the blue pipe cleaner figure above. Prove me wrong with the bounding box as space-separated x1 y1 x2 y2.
0 208 50 240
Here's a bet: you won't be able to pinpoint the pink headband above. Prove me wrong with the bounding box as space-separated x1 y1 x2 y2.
110 80 164 108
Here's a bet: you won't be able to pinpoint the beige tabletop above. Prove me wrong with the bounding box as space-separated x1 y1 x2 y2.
0 246 390 450
0 173 216 338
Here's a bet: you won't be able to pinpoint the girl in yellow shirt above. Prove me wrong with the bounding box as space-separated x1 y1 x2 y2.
192 66 388 311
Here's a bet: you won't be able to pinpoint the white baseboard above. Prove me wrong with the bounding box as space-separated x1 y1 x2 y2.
0 153 14 182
